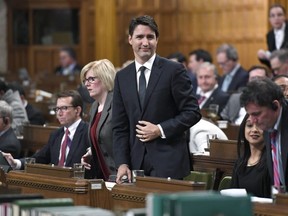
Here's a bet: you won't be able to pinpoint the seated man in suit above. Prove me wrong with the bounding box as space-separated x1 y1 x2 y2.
272 75 288 100
196 62 230 116
8 82 46 125
221 65 269 125
216 43 248 93
55 47 82 76
3 90 89 169
269 49 288 76
0 101 21 158
0 80 29 135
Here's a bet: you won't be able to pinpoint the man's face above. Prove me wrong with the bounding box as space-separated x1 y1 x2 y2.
269 7 285 30
248 69 266 82
274 76 288 99
197 67 217 93
129 25 158 64
216 52 235 75
270 57 288 75
59 51 74 68
188 54 202 74
245 102 278 131
55 97 80 127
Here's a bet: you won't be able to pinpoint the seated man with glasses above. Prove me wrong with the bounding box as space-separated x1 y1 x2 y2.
2 90 89 170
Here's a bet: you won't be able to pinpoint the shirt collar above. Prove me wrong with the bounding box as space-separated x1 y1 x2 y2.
274 22 286 34
228 63 240 77
64 118 81 138
199 84 218 98
135 54 156 73
273 107 282 132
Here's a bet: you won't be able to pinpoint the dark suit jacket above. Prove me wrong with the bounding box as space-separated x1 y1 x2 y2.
88 91 116 178
260 21 288 67
55 64 82 76
0 128 21 158
220 92 241 123
218 66 248 93
198 87 230 115
20 120 89 169
112 55 201 179
264 103 288 188
25 103 46 125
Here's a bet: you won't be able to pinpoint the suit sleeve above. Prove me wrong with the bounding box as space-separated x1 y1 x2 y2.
159 65 201 138
112 74 131 167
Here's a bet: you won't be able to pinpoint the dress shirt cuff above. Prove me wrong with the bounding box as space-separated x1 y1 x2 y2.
14 159 22 170
157 124 166 139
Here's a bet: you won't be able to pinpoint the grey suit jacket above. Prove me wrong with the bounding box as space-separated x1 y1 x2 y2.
220 92 241 123
88 91 116 178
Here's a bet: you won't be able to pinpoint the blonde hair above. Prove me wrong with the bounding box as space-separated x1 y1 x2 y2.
80 59 116 91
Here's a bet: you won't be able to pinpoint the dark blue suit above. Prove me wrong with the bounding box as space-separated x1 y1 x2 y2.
0 128 21 158
20 120 89 169
112 55 201 179
218 66 248 93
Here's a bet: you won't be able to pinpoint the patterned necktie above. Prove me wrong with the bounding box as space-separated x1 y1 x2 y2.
198 95 206 105
138 66 147 107
270 130 280 187
58 128 71 166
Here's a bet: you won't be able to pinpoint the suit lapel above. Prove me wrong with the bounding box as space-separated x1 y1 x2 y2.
96 92 112 136
280 105 288 175
126 63 142 110
142 56 163 112
53 129 64 164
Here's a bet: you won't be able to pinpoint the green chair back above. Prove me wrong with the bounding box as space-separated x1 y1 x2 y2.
184 171 214 190
218 176 232 191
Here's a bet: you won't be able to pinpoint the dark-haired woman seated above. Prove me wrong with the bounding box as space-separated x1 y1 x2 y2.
231 114 271 198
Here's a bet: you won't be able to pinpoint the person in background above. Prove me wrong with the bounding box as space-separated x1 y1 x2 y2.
80 59 116 180
240 78 288 191
0 80 29 135
3 90 89 169
221 65 269 125
113 15 201 183
272 74 288 100
0 101 21 158
216 43 248 93
187 49 213 93
269 49 288 76
258 4 288 68
55 47 82 76
8 82 45 125
231 114 271 198
196 62 230 116
167 52 187 68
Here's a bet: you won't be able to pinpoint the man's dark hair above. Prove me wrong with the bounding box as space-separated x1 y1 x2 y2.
272 74 288 82
240 78 284 110
189 49 213 63
167 52 186 63
216 44 238 61
0 80 8 93
129 15 159 38
247 65 270 77
56 90 83 117
60 46 77 60
269 3 286 16
8 82 26 97
270 49 288 64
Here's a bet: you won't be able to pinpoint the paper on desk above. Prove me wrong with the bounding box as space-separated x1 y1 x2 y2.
220 188 247 197
251 196 273 203
105 182 116 191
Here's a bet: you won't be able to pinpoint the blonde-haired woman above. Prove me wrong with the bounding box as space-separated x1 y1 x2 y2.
80 59 116 180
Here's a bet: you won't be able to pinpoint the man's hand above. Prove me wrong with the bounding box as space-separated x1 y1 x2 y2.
81 148 92 170
136 120 161 142
116 164 132 184
1 152 17 168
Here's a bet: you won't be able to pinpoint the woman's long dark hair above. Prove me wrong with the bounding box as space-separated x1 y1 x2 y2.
236 113 266 174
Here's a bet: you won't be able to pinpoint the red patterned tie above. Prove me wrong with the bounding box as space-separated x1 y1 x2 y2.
58 128 70 166
198 95 206 105
270 130 280 187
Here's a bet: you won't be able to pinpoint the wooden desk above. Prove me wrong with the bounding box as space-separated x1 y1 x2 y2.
254 203 288 216
221 124 240 140
111 176 205 211
6 171 112 209
21 124 59 156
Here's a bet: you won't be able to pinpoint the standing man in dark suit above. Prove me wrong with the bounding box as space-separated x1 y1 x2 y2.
196 62 230 116
0 100 21 158
3 90 89 169
240 78 288 190
258 4 288 68
112 15 201 183
216 43 248 93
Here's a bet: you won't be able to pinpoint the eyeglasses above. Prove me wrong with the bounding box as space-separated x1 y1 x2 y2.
217 59 230 67
82 76 98 85
53 106 75 113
